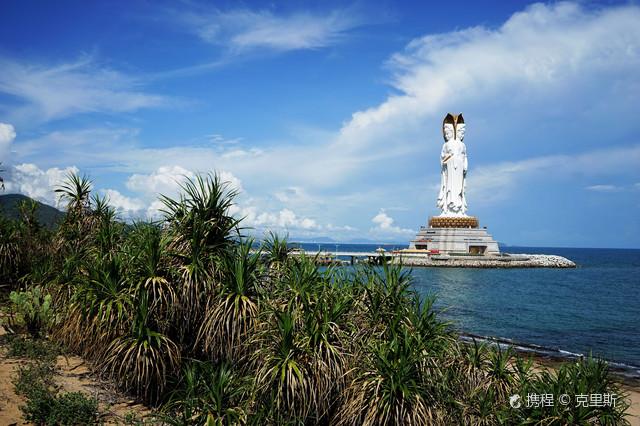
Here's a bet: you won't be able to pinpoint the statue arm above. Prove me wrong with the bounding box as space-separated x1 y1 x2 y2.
440 144 449 164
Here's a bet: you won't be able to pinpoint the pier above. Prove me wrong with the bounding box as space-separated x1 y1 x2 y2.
290 250 392 265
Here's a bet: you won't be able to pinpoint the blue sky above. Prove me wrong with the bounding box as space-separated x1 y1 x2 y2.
1 1 639 247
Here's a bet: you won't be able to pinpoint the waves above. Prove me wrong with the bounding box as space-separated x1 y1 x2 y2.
460 332 640 380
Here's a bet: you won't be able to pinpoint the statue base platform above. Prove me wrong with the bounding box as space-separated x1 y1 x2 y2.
409 216 499 255
429 216 478 228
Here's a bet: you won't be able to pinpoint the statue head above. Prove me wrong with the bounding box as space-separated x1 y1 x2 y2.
457 123 465 141
443 112 464 141
443 123 454 141
443 114 455 142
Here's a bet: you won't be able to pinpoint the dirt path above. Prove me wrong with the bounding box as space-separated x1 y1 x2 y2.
0 327 151 425
0 347 24 425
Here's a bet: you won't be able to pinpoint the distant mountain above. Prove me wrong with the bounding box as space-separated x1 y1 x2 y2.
291 236 408 245
0 194 65 229
290 236 337 243
343 238 407 245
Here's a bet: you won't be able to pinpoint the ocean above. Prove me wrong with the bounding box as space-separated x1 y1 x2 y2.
294 243 640 376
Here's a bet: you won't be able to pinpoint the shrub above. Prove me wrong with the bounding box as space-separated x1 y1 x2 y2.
13 357 99 425
13 361 57 398
9 286 54 337
160 360 248 425
7 335 61 361
21 390 99 426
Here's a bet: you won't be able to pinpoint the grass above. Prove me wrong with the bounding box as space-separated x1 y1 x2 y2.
6 335 62 362
21 390 99 426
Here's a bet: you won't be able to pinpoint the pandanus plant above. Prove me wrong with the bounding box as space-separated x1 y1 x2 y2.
336 321 436 425
160 174 242 338
252 309 317 423
251 269 352 424
506 355 630 425
336 266 455 425
124 222 176 319
55 172 92 217
262 231 292 275
59 253 132 359
101 289 181 404
197 239 263 363
161 360 249 425
0 216 20 283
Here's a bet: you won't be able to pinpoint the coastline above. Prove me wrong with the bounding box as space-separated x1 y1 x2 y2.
459 332 640 384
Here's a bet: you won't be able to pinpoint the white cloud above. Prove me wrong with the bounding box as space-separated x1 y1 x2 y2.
233 206 320 231
122 166 322 232
177 7 361 52
370 209 413 236
0 56 170 123
125 165 242 203
207 134 243 146
2 159 356 237
335 2 640 154
0 122 16 159
219 170 244 192
3 163 78 207
585 184 620 192
372 210 394 229
126 165 195 199
101 189 144 216
14 127 141 168
274 186 306 203
469 145 640 203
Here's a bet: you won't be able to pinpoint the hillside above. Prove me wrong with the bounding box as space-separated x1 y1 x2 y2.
0 194 65 229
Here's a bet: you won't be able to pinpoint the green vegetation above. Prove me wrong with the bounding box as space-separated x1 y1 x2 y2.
9 286 54 337
0 193 65 229
12 358 99 425
6 335 62 361
0 171 630 425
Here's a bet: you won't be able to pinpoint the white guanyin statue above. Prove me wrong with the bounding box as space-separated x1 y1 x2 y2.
436 113 468 217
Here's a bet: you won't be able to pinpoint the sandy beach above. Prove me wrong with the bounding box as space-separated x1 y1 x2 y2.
623 385 640 425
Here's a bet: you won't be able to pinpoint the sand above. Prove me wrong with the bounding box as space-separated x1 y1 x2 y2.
622 384 640 425
0 326 149 425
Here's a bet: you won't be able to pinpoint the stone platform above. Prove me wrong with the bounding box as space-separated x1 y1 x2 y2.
409 216 499 255
429 216 479 228
391 252 576 268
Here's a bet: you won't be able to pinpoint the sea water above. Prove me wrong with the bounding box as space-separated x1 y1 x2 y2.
296 243 640 374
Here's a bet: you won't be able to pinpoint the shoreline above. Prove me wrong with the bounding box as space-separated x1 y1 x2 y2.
459 332 640 386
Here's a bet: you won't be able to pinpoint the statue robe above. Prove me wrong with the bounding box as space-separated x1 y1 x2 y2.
437 138 467 216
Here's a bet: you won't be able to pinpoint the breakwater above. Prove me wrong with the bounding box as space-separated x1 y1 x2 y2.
394 253 576 268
